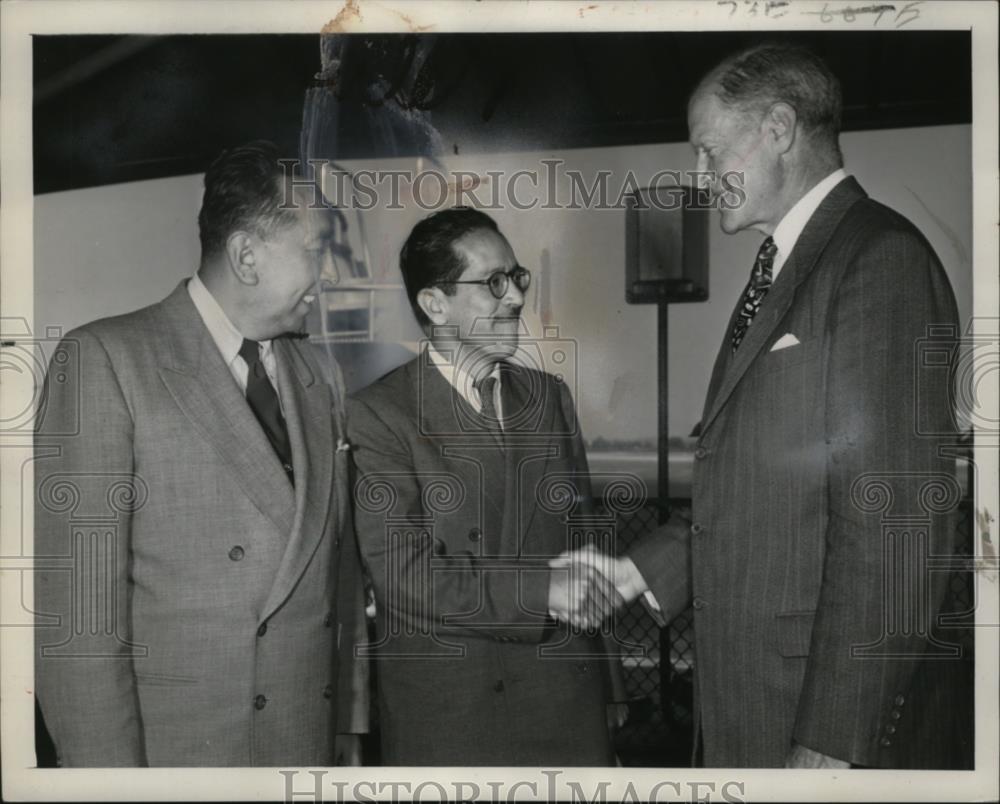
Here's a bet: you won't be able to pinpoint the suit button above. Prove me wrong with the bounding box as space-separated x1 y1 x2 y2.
694 447 709 460
228 546 245 561
282 463 293 473
468 527 482 542
880 737 892 748
576 662 590 673
692 597 706 610
690 523 704 536
493 680 505 693
894 694 905 707
324 613 333 628
885 724 897 735
257 623 267 638
323 685 334 700
891 709 902 720
254 694 267 710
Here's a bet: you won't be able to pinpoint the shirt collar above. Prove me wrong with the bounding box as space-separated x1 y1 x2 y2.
771 168 848 278
426 342 501 413
188 273 272 366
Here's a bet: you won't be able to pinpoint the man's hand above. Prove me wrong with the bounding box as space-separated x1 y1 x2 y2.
334 733 363 766
784 742 850 769
547 558 623 629
551 546 649 611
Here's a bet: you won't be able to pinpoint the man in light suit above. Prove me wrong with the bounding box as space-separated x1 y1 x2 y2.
560 44 969 768
347 208 624 765
34 141 368 766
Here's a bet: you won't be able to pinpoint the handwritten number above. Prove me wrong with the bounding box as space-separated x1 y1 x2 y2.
895 1 922 27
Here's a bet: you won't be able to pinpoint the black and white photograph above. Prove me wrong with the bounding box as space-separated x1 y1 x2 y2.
1 1 997 801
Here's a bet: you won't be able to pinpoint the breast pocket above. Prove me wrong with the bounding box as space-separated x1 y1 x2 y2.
756 337 819 375
134 670 201 687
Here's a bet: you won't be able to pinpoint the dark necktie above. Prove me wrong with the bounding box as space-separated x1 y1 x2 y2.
238 339 294 484
731 236 778 353
474 374 504 448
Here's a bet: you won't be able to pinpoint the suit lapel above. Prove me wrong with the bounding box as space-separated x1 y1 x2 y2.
413 355 503 526
700 177 867 434
420 355 552 552
700 301 742 428
503 364 558 550
415 351 471 443
156 283 297 537
260 338 335 620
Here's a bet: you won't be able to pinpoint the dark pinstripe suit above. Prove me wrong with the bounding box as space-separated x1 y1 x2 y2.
631 177 967 767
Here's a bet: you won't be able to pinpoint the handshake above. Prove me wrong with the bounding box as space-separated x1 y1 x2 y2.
546 545 650 630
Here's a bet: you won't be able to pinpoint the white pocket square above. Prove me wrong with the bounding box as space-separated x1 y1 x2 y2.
770 333 801 351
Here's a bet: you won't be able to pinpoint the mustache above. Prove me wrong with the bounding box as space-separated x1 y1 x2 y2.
469 312 526 337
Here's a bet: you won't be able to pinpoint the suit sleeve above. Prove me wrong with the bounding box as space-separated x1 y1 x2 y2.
792 226 960 765
326 359 370 736
555 379 630 702
34 329 146 766
557 378 596 518
625 516 693 626
347 395 556 643
335 503 370 734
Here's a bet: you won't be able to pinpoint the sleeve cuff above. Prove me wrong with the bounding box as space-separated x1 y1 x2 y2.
642 591 667 628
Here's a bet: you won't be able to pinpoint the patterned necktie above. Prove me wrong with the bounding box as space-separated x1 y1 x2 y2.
474 374 504 448
238 339 294 484
731 236 778 353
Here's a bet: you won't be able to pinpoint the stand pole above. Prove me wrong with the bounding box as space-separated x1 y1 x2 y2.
657 301 670 525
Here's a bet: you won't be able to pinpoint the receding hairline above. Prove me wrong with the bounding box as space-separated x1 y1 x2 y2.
688 72 767 122
686 79 763 143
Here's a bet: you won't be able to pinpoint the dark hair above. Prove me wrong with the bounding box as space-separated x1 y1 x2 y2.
198 140 298 261
697 43 843 161
399 207 500 328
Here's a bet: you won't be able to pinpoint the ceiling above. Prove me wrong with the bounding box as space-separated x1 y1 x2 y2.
33 31 972 194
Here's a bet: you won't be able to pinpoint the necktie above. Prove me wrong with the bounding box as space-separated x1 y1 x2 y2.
238 339 294 483
474 374 504 448
731 236 778 353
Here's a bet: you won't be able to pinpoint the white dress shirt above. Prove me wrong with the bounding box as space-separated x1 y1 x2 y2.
426 342 504 427
187 273 280 396
770 168 848 280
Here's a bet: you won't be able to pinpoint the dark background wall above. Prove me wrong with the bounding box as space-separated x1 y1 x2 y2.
34 31 971 194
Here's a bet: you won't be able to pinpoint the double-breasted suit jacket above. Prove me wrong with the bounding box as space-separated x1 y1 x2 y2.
348 353 616 766
631 177 965 768
35 282 367 767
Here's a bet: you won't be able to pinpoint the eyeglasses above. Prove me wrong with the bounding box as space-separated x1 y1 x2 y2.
440 266 531 300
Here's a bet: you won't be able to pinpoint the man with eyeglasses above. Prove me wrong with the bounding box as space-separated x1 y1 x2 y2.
347 207 625 765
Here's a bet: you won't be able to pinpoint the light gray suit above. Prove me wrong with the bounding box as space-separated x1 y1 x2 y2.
34 281 367 767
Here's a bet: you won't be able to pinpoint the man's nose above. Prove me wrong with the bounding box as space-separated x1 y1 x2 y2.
695 152 720 194
503 279 525 309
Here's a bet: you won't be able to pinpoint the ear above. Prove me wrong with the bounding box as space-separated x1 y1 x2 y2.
226 231 258 286
416 287 450 326
765 101 797 155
